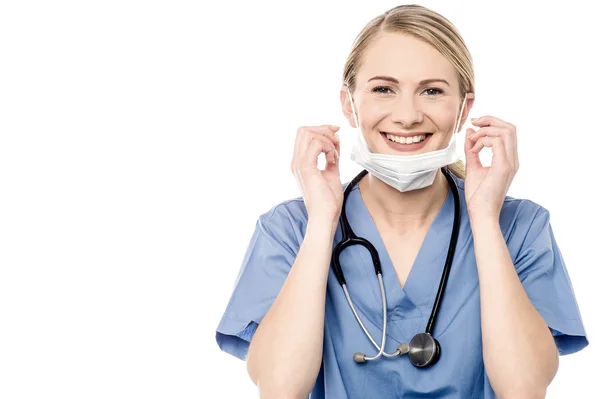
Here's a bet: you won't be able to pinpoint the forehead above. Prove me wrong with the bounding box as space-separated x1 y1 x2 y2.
357 31 458 85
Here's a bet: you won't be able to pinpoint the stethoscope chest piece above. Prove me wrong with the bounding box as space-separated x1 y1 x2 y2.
408 333 440 368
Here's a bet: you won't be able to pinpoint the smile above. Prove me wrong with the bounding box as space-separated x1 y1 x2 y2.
379 132 433 152
384 133 428 144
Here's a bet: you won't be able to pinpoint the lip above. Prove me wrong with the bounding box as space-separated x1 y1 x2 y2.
382 131 430 138
380 132 432 152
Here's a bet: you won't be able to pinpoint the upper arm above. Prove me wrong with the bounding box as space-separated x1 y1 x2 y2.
512 203 588 356
215 204 302 361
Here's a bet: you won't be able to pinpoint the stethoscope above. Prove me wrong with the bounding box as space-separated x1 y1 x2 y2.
331 167 460 368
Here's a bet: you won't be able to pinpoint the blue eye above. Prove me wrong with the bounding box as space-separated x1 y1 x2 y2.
423 88 444 96
372 86 394 94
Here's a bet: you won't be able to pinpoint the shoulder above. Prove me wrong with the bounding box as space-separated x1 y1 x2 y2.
258 194 307 229
253 195 308 254
499 195 552 256
258 179 356 228
256 180 355 245
500 196 549 230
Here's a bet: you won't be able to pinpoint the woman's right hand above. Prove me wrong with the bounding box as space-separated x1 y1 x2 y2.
291 125 343 225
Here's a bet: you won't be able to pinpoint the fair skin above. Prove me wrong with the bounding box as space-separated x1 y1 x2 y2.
247 31 558 399
341 31 471 287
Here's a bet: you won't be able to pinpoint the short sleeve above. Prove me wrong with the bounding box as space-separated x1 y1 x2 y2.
514 205 589 355
215 206 301 361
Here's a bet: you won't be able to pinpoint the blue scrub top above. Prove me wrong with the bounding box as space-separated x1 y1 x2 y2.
215 171 588 398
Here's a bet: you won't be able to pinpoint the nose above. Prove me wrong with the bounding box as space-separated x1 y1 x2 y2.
390 95 423 127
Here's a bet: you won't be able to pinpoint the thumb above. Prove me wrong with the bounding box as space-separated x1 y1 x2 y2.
464 128 482 172
325 137 340 175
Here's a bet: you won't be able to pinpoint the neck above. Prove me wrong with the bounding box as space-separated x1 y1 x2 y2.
358 169 449 234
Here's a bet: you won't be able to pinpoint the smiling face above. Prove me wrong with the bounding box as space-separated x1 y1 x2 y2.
342 31 473 155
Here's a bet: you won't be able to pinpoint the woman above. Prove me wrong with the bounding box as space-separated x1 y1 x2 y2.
215 5 588 398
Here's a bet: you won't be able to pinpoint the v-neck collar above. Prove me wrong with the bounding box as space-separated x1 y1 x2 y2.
343 175 457 340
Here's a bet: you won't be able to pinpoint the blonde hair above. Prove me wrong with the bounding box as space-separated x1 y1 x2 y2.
342 4 474 179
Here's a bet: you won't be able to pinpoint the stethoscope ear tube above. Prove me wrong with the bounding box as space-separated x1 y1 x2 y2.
424 167 461 336
333 237 383 286
332 170 368 286
331 243 349 286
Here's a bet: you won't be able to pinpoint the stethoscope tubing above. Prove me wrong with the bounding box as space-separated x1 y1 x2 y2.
332 167 460 364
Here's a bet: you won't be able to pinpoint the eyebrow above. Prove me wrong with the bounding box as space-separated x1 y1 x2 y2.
367 76 451 86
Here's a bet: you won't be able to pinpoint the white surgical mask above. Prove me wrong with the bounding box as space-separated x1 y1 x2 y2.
347 88 467 192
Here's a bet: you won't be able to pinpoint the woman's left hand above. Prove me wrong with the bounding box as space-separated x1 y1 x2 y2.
464 115 519 220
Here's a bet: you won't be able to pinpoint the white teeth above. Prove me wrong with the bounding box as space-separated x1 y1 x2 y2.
385 133 426 144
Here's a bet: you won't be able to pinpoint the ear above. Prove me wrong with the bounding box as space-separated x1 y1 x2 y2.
340 86 358 128
457 92 475 132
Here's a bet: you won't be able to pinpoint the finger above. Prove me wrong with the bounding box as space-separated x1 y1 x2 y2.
297 127 339 164
309 126 340 146
471 136 494 154
470 115 515 130
296 125 339 145
467 126 507 142
293 127 338 169
302 135 337 169
292 127 306 167
293 126 317 167
468 126 517 171
318 124 340 132
309 133 339 163
464 127 482 171
471 136 509 172
310 125 341 135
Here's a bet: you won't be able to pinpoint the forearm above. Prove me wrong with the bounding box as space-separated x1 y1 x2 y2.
247 219 336 399
471 216 558 399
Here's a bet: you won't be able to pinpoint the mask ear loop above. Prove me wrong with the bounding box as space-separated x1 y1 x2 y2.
436 95 468 165
453 95 468 135
346 86 360 128
347 86 374 156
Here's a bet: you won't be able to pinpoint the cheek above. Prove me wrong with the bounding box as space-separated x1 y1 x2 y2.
425 102 458 131
358 99 388 128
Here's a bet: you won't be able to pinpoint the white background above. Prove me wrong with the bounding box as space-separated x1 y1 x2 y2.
0 0 597 398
